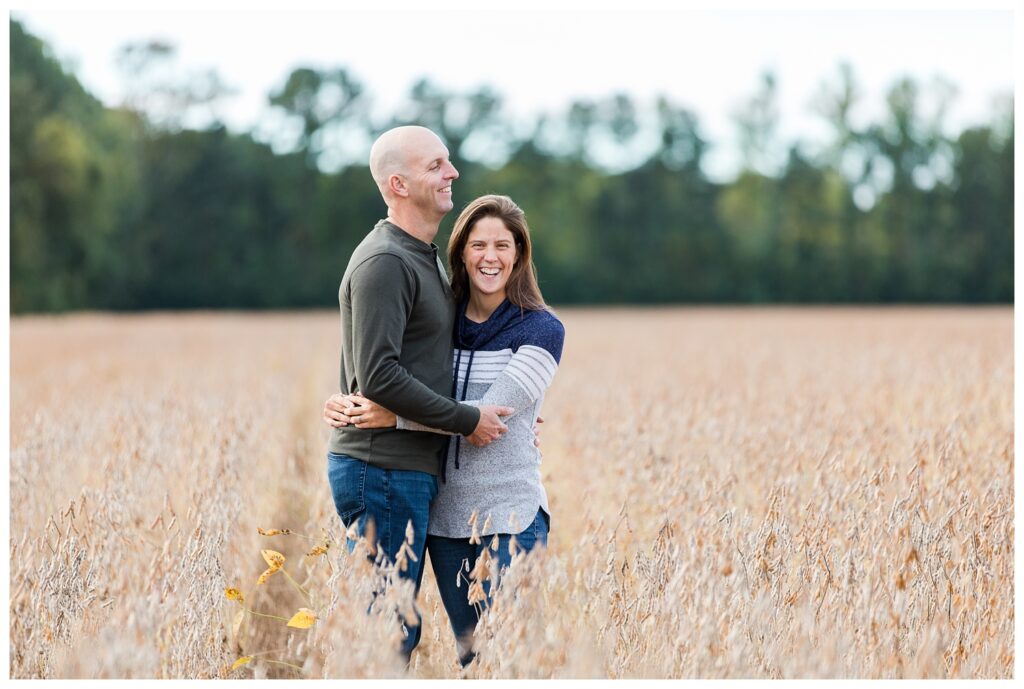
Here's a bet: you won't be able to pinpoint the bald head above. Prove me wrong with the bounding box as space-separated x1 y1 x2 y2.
369 126 445 199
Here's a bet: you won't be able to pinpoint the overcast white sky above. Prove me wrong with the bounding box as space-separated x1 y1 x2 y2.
9 1 1016 180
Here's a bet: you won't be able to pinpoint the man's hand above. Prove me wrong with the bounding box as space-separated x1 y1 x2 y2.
323 393 356 428
465 405 513 447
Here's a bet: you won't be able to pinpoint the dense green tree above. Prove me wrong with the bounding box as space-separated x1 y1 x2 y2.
951 115 1014 302
10 19 139 311
269 66 367 169
8 20 1013 312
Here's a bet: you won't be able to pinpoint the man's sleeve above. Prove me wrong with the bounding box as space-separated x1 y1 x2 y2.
349 253 480 436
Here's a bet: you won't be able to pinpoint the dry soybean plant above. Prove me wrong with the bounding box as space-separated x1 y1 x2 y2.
9 308 1013 678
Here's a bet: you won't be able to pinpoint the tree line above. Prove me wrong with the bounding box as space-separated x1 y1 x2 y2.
10 19 1013 312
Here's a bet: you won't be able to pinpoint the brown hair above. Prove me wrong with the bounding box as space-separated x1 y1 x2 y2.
448 194 548 311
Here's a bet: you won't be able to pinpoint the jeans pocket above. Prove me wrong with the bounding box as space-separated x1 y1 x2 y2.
530 508 549 549
327 453 367 527
539 508 550 537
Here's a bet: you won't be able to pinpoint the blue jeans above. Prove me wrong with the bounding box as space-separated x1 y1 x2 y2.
427 508 549 666
326 452 438 662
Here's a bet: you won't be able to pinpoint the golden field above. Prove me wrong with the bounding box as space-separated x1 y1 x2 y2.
8 307 1014 678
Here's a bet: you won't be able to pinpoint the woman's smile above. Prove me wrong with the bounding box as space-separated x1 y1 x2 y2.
464 216 517 298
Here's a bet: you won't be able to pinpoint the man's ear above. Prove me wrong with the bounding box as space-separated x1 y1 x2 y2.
388 174 408 198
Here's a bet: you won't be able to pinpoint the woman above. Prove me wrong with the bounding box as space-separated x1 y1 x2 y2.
323 194 564 666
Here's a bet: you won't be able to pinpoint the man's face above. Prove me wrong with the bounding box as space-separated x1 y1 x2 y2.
402 134 459 219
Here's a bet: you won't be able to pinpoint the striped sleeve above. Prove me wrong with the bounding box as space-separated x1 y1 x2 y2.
484 311 563 406
503 345 558 399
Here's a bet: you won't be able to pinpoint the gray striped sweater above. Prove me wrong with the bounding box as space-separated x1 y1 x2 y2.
397 300 564 537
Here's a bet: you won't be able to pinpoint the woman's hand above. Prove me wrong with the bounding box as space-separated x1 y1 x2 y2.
343 393 397 429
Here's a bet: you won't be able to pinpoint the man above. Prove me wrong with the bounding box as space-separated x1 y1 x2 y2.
325 125 511 662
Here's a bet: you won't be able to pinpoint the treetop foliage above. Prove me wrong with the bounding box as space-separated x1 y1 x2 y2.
10 19 1013 312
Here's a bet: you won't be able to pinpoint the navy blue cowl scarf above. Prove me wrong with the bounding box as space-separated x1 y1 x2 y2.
440 298 521 482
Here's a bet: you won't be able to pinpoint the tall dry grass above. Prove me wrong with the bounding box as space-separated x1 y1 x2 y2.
9 308 1013 678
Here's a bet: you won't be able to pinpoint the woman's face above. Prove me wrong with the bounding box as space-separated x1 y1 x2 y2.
462 216 517 300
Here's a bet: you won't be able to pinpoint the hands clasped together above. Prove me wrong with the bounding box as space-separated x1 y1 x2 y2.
322 393 542 449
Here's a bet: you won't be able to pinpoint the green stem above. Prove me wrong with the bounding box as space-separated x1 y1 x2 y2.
262 529 339 551
301 533 339 549
281 567 312 602
288 532 318 542
242 606 289 622
251 648 287 657
278 531 335 546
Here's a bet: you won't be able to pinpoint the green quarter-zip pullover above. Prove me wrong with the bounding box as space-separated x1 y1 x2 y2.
328 219 480 473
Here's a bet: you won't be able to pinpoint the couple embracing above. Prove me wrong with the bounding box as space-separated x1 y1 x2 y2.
322 126 564 667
